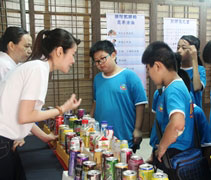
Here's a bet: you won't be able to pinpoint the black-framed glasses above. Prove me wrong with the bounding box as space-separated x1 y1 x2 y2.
93 54 110 65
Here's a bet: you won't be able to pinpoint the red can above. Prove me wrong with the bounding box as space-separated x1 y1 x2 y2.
120 148 133 164
54 115 64 135
128 155 144 172
65 132 76 154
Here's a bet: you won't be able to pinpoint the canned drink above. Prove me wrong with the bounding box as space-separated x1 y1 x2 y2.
64 112 72 125
82 161 96 180
121 148 133 163
104 157 118 180
84 131 90 148
152 172 169 180
123 170 137 180
55 115 64 135
94 148 103 168
87 170 101 180
139 163 154 180
68 147 80 176
74 119 82 136
128 155 144 172
115 162 128 180
59 125 69 144
69 115 78 129
78 109 85 119
102 151 114 171
75 153 89 179
61 128 72 146
65 132 76 154
71 137 81 150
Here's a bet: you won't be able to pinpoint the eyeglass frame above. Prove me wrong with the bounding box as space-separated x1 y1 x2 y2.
93 54 110 65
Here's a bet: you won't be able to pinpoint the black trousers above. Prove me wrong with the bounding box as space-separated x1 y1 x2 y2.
0 136 25 180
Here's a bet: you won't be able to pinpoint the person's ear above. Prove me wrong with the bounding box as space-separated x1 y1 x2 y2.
154 61 163 72
111 51 117 59
7 41 15 51
56 46 63 57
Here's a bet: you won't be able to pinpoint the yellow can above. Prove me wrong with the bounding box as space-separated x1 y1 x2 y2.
139 163 154 180
152 172 169 180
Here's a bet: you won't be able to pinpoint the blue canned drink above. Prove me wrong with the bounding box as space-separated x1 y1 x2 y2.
68 147 80 176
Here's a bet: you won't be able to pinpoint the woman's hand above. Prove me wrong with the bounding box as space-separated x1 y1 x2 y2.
61 94 82 113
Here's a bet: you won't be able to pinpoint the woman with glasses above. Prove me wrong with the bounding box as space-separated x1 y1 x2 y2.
89 40 148 153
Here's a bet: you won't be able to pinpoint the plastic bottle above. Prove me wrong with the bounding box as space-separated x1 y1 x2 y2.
101 121 108 136
80 119 88 139
120 140 129 149
106 125 114 140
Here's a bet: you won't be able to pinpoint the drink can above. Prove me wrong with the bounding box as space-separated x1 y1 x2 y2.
102 151 114 171
78 109 86 119
104 156 118 180
55 115 64 135
115 162 128 180
64 112 72 125
121 148 133 163
128 155 144 172
123 170 137 180
94 148 103 166
65 131 76 154
84 131 90 148
69 115 77 129
74 119 82 136
139 163 154 180
82 161 96 180
152 172 169 180
68 147 80 176
59 125 69 144
61 128 72 146
87 170 101 180
70 136 81 150
75 153 89 179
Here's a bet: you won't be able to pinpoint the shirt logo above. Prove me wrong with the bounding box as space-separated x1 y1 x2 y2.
120 84 127 90
158 103 163 112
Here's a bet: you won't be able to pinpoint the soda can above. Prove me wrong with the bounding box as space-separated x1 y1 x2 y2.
152 172 169 180
89 131 100 152
104 156 118 180
68 147 80 176
58 125 69 144
102 151 114 171
61 128 72 146
69 115 78 129
64 111 72 125
70 137 81 151
128 155 144 172
94 148 103 168
139 163 154 180
78 109 85 119
121 148 133 163
74 119 82 136
123 170 137 180
87 170 101 180
82 161 96 180
75 153 89 179
115 162 128 180
55 115 64 135
84 131 90 148
65 132 76 154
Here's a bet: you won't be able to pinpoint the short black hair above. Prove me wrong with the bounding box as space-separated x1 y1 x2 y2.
203 41 211 64
142 41 177 71
89 40 115 60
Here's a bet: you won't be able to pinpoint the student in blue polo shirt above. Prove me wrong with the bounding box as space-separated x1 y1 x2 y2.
142 41 194 175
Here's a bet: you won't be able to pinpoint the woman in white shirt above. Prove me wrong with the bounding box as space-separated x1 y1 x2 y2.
0 28 82 180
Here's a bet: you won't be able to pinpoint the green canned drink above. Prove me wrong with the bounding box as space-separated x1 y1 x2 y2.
104 156 118 180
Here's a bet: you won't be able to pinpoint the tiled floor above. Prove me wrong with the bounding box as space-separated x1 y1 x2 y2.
135 138 152 162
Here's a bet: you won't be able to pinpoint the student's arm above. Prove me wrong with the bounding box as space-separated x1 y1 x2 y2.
18 94 81 124
90 101 96 118
189 45 202 91
133 104 145 145
156 112 185 162
31 123 57 142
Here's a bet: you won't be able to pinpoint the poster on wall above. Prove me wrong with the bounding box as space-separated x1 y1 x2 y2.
106 13 146 89
163 18 197 52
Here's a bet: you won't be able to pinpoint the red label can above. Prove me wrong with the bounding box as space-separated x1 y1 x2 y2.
55 115 64 135
120 148 133 164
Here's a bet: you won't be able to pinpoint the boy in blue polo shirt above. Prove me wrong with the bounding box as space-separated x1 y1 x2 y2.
142 41 194 174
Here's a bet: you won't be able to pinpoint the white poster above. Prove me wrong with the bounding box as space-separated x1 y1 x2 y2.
163 18 197 52
106 13 146 89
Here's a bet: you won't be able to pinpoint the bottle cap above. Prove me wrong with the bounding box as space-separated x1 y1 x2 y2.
106 125 113 130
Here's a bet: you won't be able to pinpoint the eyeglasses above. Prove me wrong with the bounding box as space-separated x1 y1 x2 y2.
94 54 110 65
